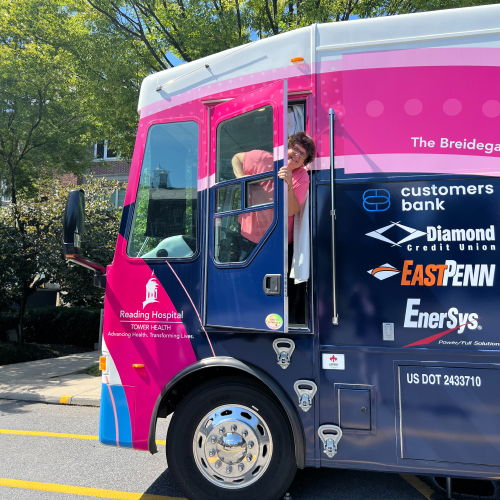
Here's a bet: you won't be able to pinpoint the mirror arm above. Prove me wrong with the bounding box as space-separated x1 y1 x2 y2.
65 254 106 289
65 254 106 276
63 189 106 289
93 271 107 289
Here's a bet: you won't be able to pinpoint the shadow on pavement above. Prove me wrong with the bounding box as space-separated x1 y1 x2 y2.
141 468 184 498
288 467 426 500
0 399 40 415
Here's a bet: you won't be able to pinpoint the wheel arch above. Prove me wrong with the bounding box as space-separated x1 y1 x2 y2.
148 356 306 469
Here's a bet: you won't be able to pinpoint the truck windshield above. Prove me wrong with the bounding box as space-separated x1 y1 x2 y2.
127 121 198 259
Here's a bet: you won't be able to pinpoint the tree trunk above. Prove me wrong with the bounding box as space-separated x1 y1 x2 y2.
17 282 30 344
10 168 17 206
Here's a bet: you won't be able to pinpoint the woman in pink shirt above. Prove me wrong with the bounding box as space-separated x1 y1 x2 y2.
232 132 316 244
232 132 316 324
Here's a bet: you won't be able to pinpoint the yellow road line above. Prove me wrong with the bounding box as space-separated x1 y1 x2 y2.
400 474 436 500
60 395 72 404
0 429 98 440
0 478 185 500
0 429 166 445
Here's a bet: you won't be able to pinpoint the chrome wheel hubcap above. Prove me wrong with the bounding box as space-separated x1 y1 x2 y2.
193 404 272 489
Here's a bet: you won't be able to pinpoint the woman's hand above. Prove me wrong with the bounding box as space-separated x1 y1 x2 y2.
278 166 293 188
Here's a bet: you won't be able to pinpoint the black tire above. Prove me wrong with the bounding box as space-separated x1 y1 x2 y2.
166 376 297 500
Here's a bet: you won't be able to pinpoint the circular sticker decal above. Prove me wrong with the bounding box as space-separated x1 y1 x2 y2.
266 314 283 330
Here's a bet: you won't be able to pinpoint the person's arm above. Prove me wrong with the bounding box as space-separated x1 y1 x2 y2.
232 153 246 178
278 166 301 216
287 185 302 216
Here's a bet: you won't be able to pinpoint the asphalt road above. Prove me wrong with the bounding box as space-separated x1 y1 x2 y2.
0 399 494 500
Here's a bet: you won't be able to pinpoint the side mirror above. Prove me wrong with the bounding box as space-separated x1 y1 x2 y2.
63 188 106 284
63 189 85 256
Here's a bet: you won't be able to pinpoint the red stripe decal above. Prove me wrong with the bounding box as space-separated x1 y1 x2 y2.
403 321 474 347
372 267 400 275
164 259 216 357
105 375 120 447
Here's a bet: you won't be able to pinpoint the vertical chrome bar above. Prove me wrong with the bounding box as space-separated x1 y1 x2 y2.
329 108 339 325
446 477 453 499
283 79 289 333
202 106 211 325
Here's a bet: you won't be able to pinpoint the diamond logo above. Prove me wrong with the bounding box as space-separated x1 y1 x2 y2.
365 222 426 247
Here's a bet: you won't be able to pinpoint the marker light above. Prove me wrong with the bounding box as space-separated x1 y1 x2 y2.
99 356 107 371
133 364 145 369
291 57 304 62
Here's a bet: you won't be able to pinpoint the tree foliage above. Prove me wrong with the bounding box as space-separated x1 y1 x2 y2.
63 2 152 158
0 176 122 341
0 0 95 203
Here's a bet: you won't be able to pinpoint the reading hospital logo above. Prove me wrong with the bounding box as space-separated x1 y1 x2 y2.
143 272 160 308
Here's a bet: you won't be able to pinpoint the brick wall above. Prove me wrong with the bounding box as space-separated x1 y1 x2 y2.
89 160 131 177
60 173 79 186
60 160 132 186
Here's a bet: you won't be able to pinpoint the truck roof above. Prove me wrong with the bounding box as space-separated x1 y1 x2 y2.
138 4 500 113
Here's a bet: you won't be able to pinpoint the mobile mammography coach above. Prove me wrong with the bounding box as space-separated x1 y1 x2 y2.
63 5 500 499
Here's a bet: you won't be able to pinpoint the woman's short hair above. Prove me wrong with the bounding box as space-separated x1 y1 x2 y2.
288 131 316 166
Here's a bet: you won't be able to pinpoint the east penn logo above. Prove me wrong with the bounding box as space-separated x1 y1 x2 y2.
401 260 495 287
368 263 401 280
363 189 390 212
365 222 426 247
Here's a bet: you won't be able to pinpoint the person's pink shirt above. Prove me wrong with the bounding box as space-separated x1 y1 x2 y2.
238 150 309 244
288 166 309 244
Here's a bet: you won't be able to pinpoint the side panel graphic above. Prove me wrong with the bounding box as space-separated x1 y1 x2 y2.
102 235 198 450
99 384 134 448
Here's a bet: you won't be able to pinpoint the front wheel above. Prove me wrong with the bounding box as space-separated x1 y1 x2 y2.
166 377 297 500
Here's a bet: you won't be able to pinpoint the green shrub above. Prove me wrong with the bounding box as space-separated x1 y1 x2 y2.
0 343 59 365
22 307 101 348
0 307 101 347
0 342 94 365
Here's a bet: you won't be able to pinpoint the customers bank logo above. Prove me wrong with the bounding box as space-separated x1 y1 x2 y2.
363 189 390 212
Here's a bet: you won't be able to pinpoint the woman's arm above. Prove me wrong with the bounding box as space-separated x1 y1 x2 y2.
231 153 246 178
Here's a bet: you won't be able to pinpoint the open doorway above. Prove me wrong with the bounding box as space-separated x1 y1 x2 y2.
287 102 310 329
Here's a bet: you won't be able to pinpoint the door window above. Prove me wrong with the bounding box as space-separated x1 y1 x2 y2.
127 121 198 259
216 106 274 182
214 106 276 264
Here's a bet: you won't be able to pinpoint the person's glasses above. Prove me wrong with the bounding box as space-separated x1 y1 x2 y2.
291 146 306 160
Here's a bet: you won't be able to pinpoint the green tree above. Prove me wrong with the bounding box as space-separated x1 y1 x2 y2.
64 2 152 158
81 0 251 69
0 0 94 204
0 176 122 342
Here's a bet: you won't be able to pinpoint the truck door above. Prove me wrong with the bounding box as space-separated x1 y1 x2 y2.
205 81 289 332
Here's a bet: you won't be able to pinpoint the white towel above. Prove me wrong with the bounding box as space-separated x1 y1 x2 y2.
290 192 310 284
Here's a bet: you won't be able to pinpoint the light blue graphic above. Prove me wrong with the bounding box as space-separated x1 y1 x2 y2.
99 384 133 448
363 189 390 212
